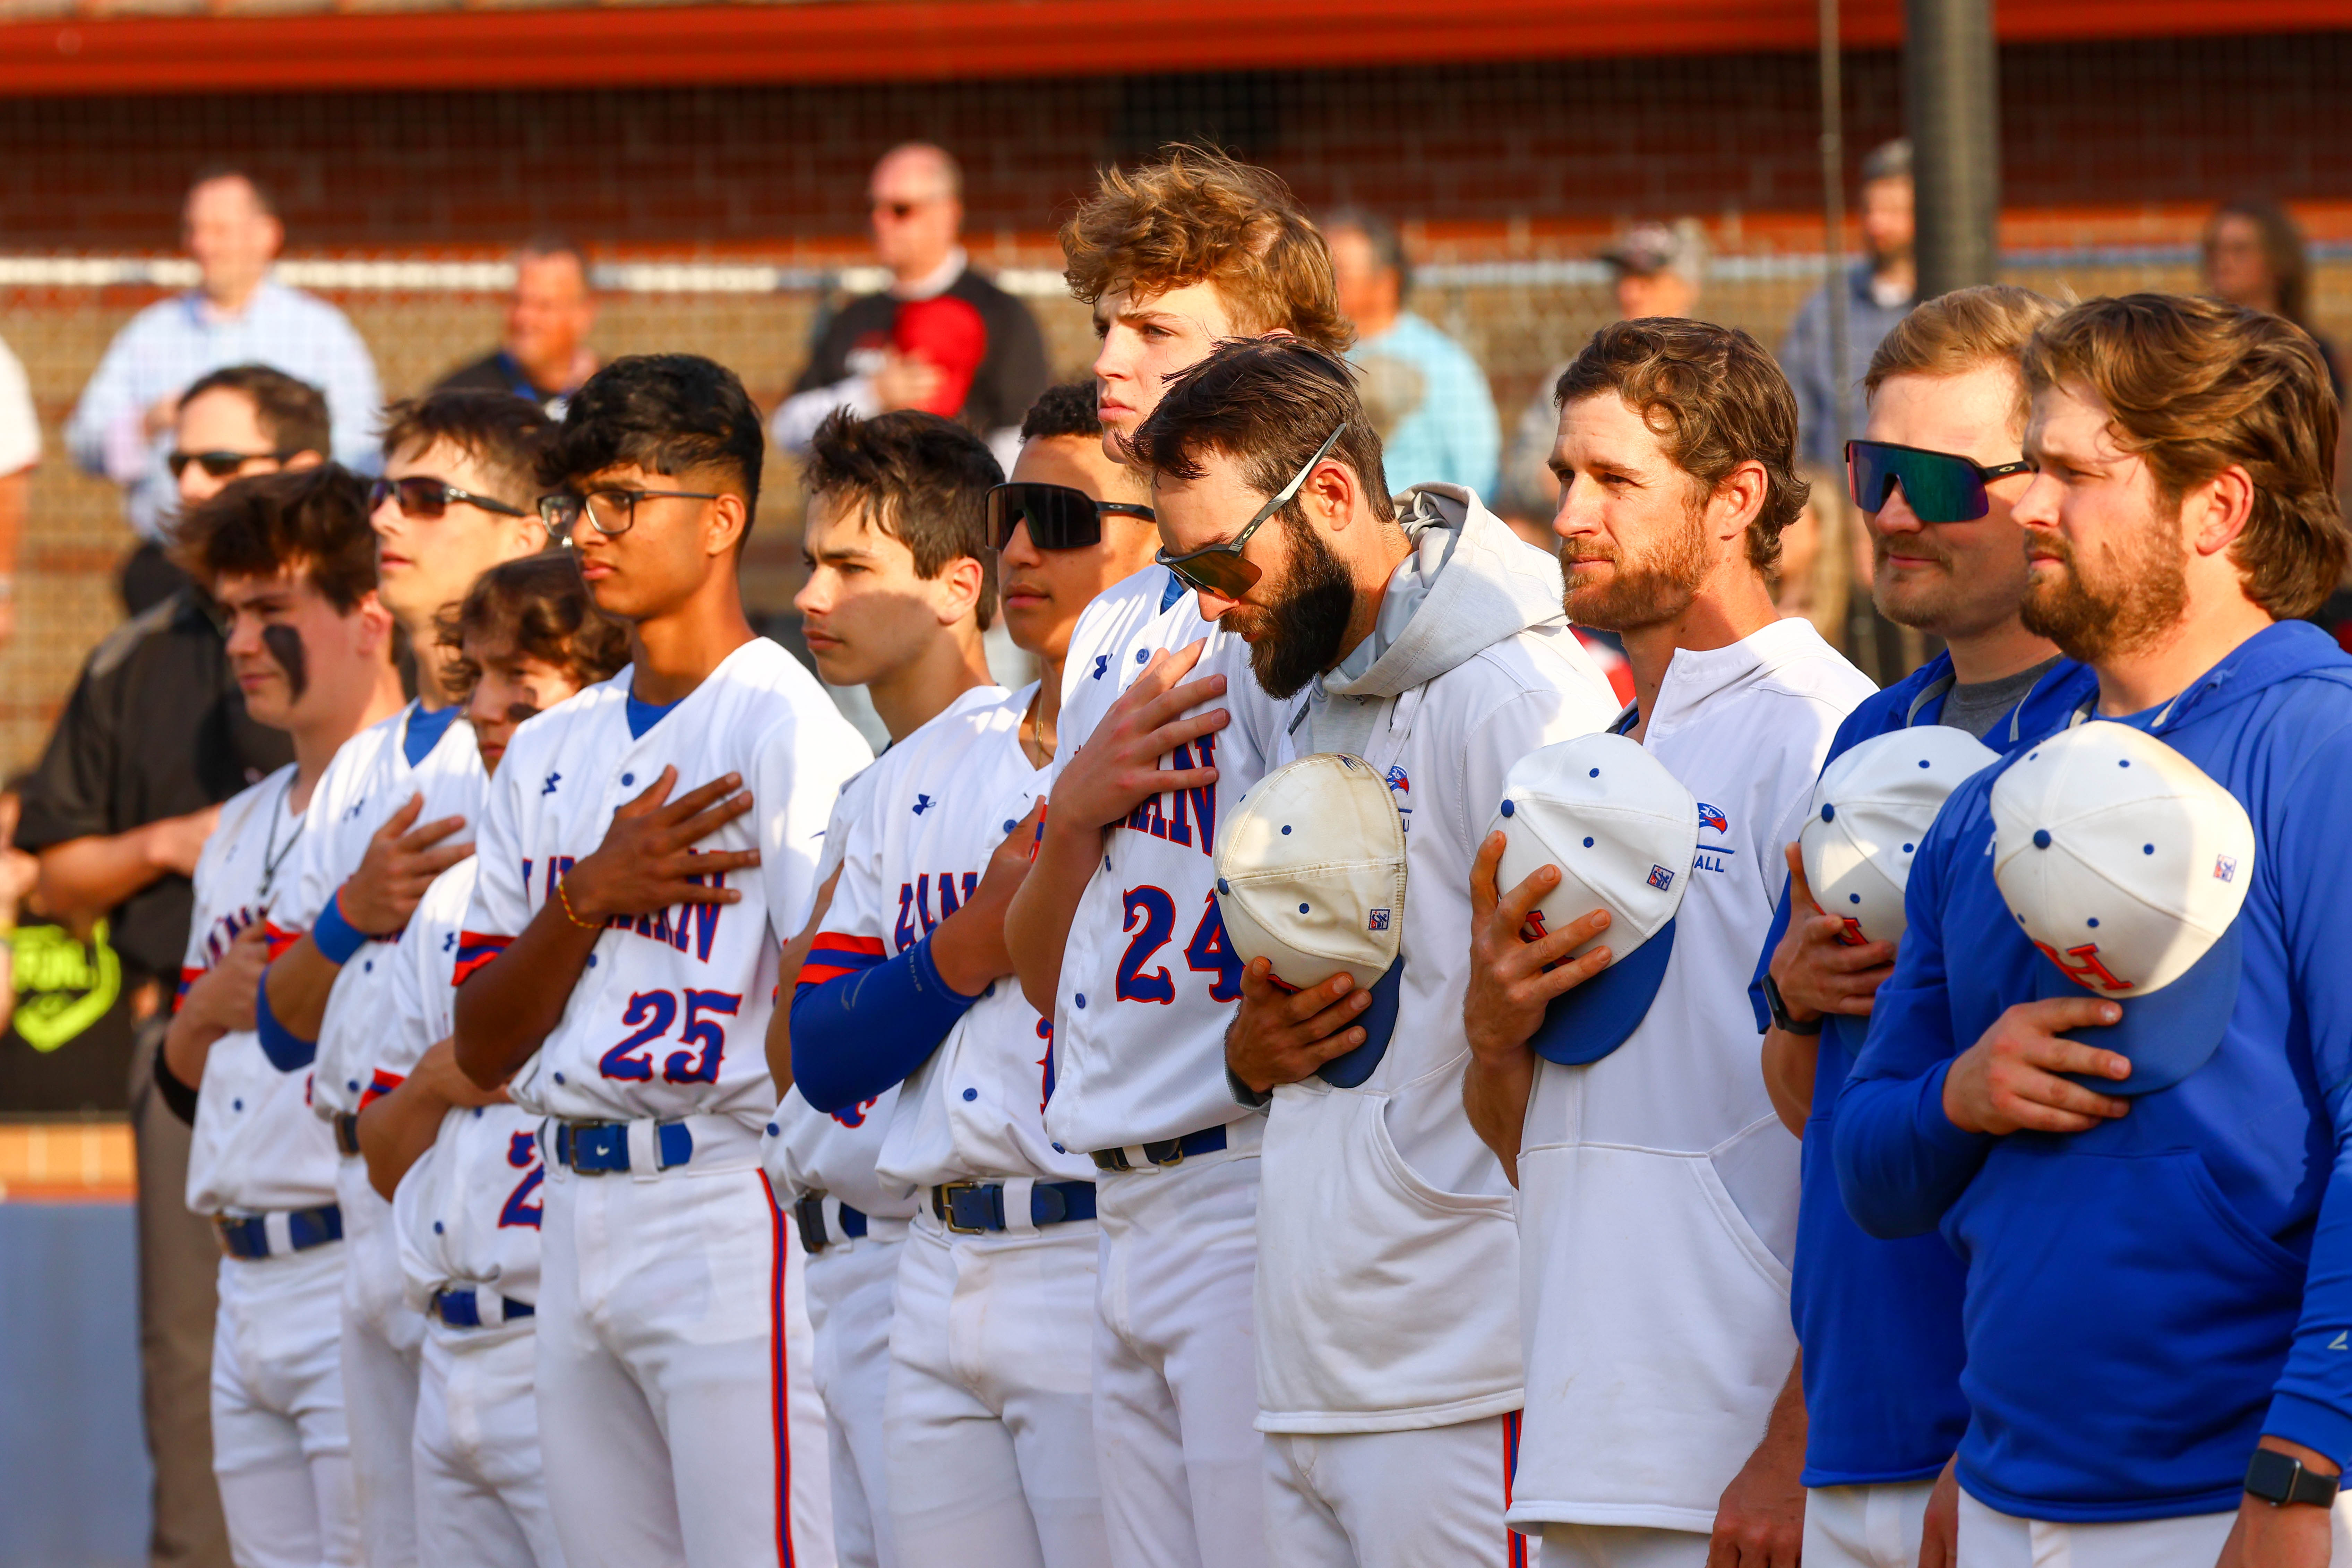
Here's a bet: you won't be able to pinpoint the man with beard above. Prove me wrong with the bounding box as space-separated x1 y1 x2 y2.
1461 318 1873 1568
1137 337 1618 1563
1751 285 2100 1568
1836 297 2352 1568
1001 147 1351 1568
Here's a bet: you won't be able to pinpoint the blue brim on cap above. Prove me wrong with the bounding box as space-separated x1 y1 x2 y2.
1526 918 1676 1067
2038 918 2243 1097
1317 955 1405 1089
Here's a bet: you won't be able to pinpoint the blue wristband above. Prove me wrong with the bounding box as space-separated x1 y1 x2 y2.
310 889 369 967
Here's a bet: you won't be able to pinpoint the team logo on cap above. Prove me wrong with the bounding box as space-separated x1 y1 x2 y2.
1648 865 1675 891
1367 908 1391 931
2215 854 2239 883
2036 940 2134 994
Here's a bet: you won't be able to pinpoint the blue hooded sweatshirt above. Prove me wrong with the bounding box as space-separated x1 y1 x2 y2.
1748 651 2098 1488
1836 620 2352 1522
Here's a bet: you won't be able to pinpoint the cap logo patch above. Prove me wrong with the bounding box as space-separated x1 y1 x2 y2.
1367 909 1391 931
1835 917 1868 946
2214 854 2239 883
1519 910 1548 943
2036 939 2135 994
1648 865 1675 891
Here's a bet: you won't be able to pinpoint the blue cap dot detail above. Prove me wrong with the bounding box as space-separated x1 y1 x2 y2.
1217 878 1230 894
1820 803 1835 822
232 1098 243 1111
552 1072 566 1084
622 773 635 786
1582 836 1595 848
2087 917 2101 928
1902 842 1915 852
587 953 598 967
1074 994 1087 1009
765 1123 779 1137
1499 799 1515 817
433 1221 444 1234
1918 759 1931 768
1849 893 1862 905
2144 844 2155 855
1051 1142 1065 1154
1298 903 1310 915
1135 649 1148 662
1281 825 1292 835
2032 829 2052 849
962 1087 978 1102
2119 759 2131 768
1589 767 1600 778
347 1079 361 1093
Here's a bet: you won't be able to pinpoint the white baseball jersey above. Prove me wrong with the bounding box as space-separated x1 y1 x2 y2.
802 682 1088 1189
1041 590 1291 1154
391 859 549 1314
462 639 873 1127
280 700 487 1118
762 763 920 1221
184 764 340 1216
1058 563 1185 713
1512 617 1872 1534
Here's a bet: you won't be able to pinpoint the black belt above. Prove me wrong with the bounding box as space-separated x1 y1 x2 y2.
930 1179 1097 1234
553 1119 693 1174
332 1112 362 1158
215 1203 344 1260
430 1288 535 1328
1089 1124 1228 1173
791 1194 870 1254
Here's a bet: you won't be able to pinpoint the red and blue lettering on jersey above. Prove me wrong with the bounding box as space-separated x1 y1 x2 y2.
462 641 872 1128
182 765 341 1217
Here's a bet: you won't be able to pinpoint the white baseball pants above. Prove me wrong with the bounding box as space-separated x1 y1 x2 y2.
806 1229 905 1568
414 1320 566 1568
1092 1151 1269 1568
210 1241 360 1568
1957 1490 2238 1567
886 1211 1109 1568
1535 1524 1705 1567
1804 1480 1938 1568
1263 1413 1534 1568
337 1166 422 1568
535 1162 834 1568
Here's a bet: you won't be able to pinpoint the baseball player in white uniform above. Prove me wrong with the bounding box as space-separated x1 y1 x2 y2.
1462 322 1872 1568
453 355 868 1568
760 406 1015 1568
1132 340 1622 1567
154 465 408 1568
351 553 632 1568
256 391 557 1568
792 394 1162 1568
1002 148 1351 1568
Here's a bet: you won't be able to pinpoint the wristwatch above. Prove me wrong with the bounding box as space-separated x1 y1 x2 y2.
2245 1447 2341 1508
1763 973 1823 1036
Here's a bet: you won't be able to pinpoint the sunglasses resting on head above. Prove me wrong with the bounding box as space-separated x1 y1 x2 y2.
1846 439 2035 524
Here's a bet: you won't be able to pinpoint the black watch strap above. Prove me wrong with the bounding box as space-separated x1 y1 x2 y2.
2246 1447 2341 1508
1764 974 1823 1036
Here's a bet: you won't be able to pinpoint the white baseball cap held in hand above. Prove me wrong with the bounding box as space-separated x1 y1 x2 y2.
1801 727 1998 948
1990 721 2256 1096
1213 753 1408 1088
1489 732 1698 1066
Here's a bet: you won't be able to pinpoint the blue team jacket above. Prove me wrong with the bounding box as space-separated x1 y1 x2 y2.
1748 652 2098 1488
1835 622 2352 1522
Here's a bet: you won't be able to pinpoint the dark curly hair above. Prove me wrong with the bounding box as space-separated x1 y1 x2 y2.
171 464 377 609
539 353 765 523
436 553 630 700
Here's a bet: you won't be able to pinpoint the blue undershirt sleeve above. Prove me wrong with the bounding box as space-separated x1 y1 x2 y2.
254 971 318 1072
790 934 981 1116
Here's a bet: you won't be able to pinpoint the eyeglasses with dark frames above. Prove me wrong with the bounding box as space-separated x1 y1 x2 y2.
537 487 723 540
368 475 528 521
1154 424 1347 599
168 449 298 480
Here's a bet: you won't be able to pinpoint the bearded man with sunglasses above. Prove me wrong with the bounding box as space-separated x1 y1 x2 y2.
251 387 555 1568
1744 286 2098 1568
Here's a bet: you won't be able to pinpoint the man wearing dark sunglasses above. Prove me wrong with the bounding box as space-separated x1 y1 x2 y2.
1754 287 2096 1568
251 386 555 1568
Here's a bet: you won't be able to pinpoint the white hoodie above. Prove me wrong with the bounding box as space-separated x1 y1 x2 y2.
1255 486 1622 1433
1509 617 1871 1532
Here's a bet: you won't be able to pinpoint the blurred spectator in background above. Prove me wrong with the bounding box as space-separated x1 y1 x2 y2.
15 365 320 1568
435 237 599 414
771 143 1049 473
65 167 380 617
0 331 39 650
2203 199 2345 397
1326 207 1501 496
1494 219 1708 535
1782 138 1916 470
0 788 40 1028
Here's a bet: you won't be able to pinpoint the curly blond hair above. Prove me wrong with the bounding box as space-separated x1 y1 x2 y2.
1060 146 1351 353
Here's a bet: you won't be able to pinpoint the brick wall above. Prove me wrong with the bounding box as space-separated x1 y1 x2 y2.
2 33 2348 251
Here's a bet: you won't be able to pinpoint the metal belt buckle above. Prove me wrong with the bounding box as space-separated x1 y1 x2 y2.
935 1181 990 1234
792 1194 831 1254
333 1113 362 1158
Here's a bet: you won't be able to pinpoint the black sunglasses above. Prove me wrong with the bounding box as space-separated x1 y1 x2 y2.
369 475 528 521
1155 425 1347 598
986 483 1155 552
168 448 297 480
1847 439 2035 524
537 488 721 540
